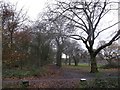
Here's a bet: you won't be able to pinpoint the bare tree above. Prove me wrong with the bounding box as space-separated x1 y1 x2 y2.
63 40 83 66
98 41 120 66
42 9 73 67
30 20 54 67
52 0 120 72
1 1 27 64
52 16 72 67
1 1 27 47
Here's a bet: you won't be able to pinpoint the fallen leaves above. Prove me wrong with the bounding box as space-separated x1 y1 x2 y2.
28 79 80 88
3 65 119 88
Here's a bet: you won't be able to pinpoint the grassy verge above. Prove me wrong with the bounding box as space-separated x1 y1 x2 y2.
79 78 119 88
63 63 102 70
2 67 47 78
63 63 102 67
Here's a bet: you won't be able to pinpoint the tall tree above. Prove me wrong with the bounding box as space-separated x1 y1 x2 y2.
13 26 32 69
42 9 73 67
30 20 54 67
52 0 120 72
1 1 27 67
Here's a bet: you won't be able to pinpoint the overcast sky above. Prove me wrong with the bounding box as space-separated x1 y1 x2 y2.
2 0 119 49
3 0 55 20
3 0 118 21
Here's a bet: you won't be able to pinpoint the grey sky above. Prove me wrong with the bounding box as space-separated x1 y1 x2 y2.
5 0 54 20
4 0 119 49
6 0 119 20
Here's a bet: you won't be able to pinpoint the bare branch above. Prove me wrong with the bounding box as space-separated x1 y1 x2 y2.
94 2 107 31
95 21 120 39
95 29 120 56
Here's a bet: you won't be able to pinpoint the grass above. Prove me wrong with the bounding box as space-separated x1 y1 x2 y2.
100 64 120 69
2 83 20 88
79 78 119 88
3 63 119 88
2 63 105 78
63 63 102 67
2 67 47 78
63 63 119 79
62 63 102 70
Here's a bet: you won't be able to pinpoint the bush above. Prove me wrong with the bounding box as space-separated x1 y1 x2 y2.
100 63 120 69
93 78 119 88
3 67 47 78
79 78 119 88
93 78 108 88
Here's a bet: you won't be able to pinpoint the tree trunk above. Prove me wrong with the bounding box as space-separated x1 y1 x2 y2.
9 33 13 69
74 59 78 66
56 47 62 67
69 56 71 65
107 58 112 65
65 55 68 65
90 55 98 73
73 56 78 66
37 47 42 67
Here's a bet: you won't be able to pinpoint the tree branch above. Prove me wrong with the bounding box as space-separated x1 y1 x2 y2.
95 29 120 56
94 21 120 39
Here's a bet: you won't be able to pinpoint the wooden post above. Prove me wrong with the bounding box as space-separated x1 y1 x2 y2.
20 80 29 87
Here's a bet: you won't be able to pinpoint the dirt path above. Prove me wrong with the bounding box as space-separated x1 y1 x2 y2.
2 65 119 88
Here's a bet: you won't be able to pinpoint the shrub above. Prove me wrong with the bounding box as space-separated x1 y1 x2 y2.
79 78 119 88
93 78 119 88
3 67 47 78
100 63 120 69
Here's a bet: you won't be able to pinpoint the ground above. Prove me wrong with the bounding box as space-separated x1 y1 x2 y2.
2 64 119 88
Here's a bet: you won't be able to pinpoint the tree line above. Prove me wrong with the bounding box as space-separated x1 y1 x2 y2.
1 0 120 73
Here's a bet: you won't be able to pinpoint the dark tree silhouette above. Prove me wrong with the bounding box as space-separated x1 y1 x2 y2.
52 0 120 73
